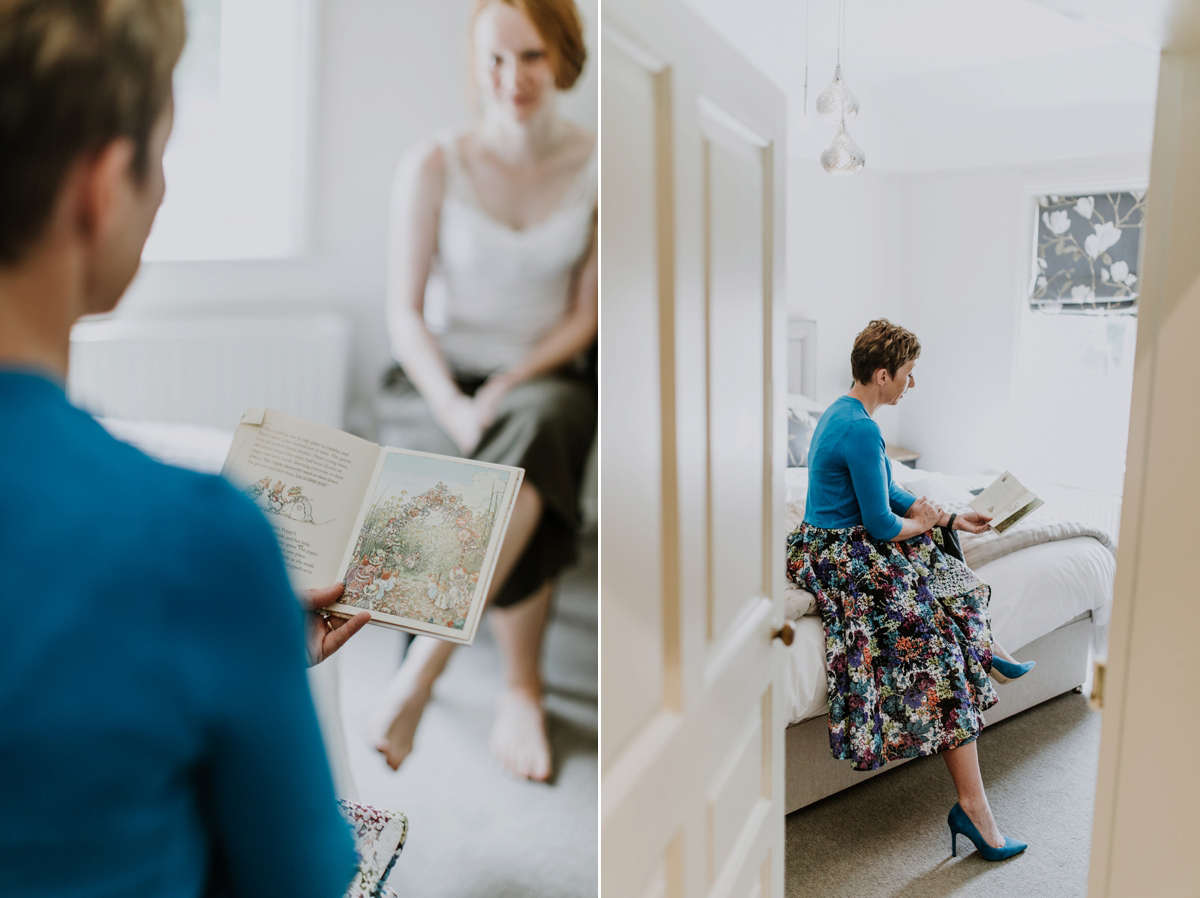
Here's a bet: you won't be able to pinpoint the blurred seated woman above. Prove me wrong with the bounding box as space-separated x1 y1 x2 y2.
371 0 596 782
787 319 1034 861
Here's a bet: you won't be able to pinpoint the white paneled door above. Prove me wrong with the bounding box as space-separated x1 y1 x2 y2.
600 1 789 895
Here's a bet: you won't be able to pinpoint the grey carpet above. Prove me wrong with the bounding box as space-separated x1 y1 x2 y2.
336 535 598 897
785 692 1101 898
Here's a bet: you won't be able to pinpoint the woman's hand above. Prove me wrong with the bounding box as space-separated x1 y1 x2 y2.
908 497 941 532
953 511 992 534
433 392 484 455
473 374 514 432
300 583 371 666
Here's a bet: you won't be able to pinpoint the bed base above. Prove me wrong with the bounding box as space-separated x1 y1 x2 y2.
783 612 1092 814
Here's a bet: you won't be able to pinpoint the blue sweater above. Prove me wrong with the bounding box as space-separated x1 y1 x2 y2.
0 370 356 898
804 395 916 540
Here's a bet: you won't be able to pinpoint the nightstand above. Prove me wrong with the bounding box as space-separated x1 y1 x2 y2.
886 444 921 469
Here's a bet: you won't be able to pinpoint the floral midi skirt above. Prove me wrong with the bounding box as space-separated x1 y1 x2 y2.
787 523 999 771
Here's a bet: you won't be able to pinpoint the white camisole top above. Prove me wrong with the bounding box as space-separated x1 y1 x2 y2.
423 133 598 377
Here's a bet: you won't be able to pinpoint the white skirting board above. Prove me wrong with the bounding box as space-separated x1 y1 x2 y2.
784 612 1092 814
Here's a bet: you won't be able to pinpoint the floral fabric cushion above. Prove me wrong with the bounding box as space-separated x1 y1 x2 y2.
338 800 408 898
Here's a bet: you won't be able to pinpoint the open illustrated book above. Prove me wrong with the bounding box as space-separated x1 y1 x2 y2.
969 471 1044 534
221 408 523 645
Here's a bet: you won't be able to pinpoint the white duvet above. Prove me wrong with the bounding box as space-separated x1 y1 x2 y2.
780 464 1117 726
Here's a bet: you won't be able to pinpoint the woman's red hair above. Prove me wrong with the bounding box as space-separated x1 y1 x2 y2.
472 0 587 90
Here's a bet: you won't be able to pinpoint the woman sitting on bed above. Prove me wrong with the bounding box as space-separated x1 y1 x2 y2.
786 319 1035 861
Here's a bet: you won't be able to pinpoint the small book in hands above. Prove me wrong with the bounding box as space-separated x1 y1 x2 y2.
969 471 1043 534
221 408 524 645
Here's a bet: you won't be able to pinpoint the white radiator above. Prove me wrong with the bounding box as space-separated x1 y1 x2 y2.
68 314 351 431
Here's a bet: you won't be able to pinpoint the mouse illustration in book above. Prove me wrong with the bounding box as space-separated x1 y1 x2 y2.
434 578 453 611
345 552 384 600
285 485 315 523
363 570 396 610
242 476 271 506
267 481 286 513
447 579 465 610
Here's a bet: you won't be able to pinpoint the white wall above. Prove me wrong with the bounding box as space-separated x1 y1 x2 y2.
891 166 1026 473
790 153 1150 477
786 160 905 442
115 0 598 434
896 155 1150 476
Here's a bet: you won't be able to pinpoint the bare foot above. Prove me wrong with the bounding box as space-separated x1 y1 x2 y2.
490 686 551 781
369 676 433 771
960 799 1005 849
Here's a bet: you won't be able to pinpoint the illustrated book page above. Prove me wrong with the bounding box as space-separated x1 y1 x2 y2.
330 447 523 645
222 408 381 591
221 408 524 646
969 470 1044 534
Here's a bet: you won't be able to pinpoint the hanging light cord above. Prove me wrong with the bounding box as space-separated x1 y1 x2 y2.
838 0 845 72
803 0 810 115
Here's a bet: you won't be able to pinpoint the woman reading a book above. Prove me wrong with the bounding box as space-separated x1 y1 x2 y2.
787 319 1035 861
373 0 596 781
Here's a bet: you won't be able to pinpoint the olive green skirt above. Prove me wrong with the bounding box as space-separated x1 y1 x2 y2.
376 366 596 607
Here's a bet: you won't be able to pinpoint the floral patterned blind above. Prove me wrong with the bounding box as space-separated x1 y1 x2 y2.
1030 191 1146 313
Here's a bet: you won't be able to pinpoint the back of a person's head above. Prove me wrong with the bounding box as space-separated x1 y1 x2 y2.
850 319 921 384
0 0 185 265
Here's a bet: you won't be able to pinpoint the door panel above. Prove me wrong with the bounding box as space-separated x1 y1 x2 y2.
601 1 788 895
600 32 670 766
1086 41 1200 897
704 109 768 645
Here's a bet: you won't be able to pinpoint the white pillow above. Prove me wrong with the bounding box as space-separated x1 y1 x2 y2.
784 580 818 619
787 392 825 417
784 467 807 530
897 473 975 509
887 456 927 484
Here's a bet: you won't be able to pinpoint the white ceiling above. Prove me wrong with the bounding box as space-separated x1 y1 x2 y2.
680 0 1161 172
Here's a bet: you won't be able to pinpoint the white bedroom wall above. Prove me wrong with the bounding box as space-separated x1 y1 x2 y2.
789 151 1151 477
114 0 599 433
890 166 1026 474
787 159 905 442
893 154 1150 476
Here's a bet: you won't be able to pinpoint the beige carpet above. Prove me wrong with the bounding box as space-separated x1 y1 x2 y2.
785 692 1101 898
335 535 598 897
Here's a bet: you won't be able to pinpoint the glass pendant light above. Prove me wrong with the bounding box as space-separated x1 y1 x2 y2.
817 1 857 121
821 117 866 175
819 1 864 175
815 63 858 122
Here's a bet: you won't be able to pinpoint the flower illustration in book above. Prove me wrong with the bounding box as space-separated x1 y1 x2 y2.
342 458 510 630
243 477 324 524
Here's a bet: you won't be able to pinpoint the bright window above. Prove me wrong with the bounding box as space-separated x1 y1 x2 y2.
142 0 316 261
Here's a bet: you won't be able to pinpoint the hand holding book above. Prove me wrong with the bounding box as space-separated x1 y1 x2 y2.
969 471 1043 534
222 408 524 645
944 509 993 534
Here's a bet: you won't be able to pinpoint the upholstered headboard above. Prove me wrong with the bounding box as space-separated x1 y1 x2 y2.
787 318 817 401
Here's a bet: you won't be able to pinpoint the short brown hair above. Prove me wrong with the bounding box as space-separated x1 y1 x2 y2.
850 319 921 384
0 0 186 264
472 0 587 90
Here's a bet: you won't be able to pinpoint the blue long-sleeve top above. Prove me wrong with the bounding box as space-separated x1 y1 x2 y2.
803 395 916 540
0 370 357 898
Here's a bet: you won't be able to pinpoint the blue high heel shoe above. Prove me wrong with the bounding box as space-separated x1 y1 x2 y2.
990 656 1035 683
948 803 1027 861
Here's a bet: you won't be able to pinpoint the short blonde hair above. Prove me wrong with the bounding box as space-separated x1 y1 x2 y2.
850 319 921 384
0 0 186 263
471 0 587 90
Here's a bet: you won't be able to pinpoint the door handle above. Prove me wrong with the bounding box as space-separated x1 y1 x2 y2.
772 620 794 646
